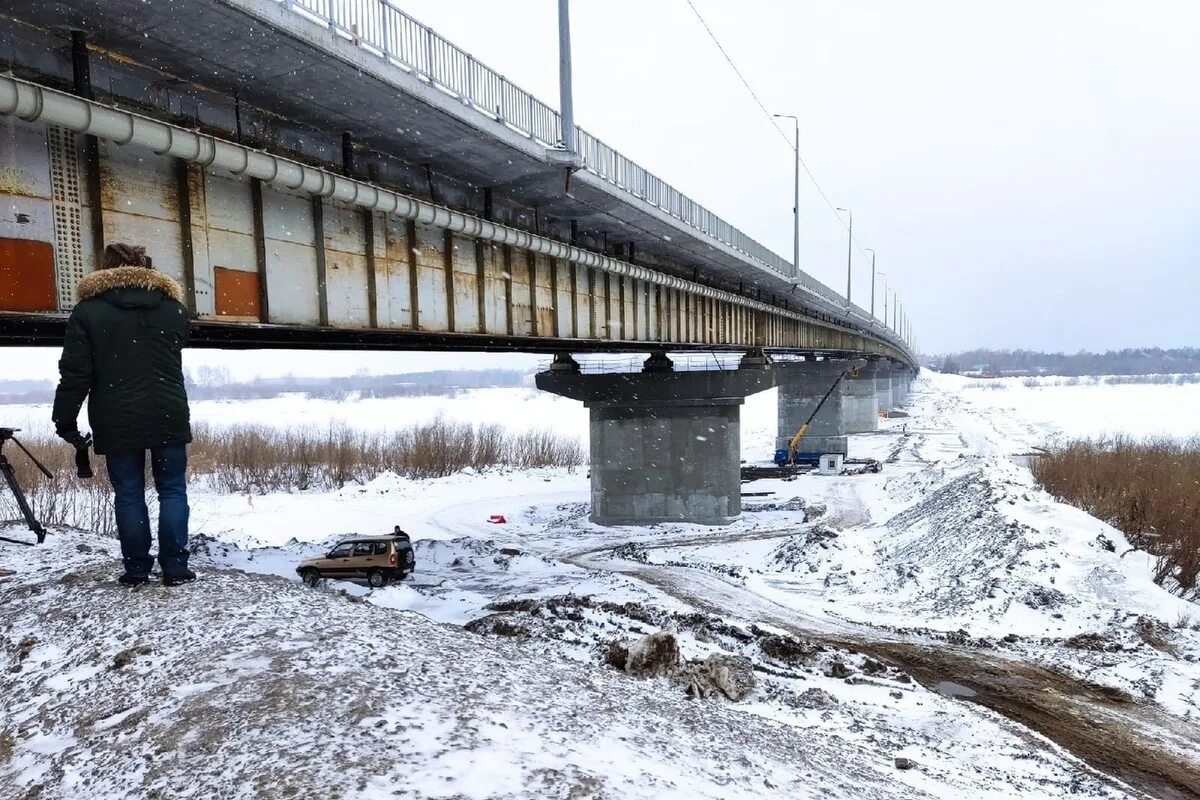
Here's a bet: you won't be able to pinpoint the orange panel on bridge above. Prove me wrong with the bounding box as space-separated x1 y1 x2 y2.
0 238 57 312
214 266 262 320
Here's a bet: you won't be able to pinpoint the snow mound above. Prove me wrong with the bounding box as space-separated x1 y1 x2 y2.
794 456 1199 644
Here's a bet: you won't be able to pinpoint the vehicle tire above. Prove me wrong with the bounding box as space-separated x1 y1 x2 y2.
301 569 321 588
367 569 388 589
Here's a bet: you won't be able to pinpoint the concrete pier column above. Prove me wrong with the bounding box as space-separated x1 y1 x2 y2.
875 363 894 415
775 360 853 457
536 355 774 526
891 369 908 407
843 363 881 433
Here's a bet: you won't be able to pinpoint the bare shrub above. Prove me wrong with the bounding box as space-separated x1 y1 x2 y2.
1101 373 1200 386
1031 436 1200 598
509 428 586 470
196 417 584 492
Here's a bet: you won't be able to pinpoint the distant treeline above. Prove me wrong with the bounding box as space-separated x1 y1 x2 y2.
0 369 530 405
932 347 1200 377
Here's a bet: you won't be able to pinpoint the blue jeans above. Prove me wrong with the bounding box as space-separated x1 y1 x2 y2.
105 444 190 577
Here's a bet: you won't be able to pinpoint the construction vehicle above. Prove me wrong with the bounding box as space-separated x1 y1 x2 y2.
773 367 852 466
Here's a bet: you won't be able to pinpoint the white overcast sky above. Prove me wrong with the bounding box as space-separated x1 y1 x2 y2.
7 1 1197 382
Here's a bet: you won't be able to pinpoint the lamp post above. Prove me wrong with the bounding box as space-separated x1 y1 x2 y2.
865 248 876 323
557 0 576 153
836 207 852 310
878 271 888 328
772 114 800 280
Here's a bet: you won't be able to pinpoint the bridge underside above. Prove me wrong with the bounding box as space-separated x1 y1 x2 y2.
0 313 890 363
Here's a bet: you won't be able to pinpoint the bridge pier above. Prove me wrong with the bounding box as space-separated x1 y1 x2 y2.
875 365 895 415
843 362 882 433
775 360 854 458
892 367 913 407
536 355 774 526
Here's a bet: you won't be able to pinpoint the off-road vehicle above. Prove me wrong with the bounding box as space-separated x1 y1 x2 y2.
296 534 416 589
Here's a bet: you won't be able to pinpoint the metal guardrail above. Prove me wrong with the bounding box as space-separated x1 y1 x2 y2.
279 0 796 272
276 0 912 358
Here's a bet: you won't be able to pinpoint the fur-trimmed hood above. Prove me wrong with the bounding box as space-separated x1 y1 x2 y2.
77 266 185 304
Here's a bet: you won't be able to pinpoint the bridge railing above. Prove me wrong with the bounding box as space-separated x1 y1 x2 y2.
277 0 794 273
275 0 911 357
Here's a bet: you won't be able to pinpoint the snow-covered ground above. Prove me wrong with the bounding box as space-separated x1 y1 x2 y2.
953 374 1200 444
3 370 1200 799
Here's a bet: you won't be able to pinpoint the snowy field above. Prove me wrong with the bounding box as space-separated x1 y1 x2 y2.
953 374 1200 444
3 370 1200 799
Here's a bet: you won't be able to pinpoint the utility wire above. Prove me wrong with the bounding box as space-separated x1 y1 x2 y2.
684 0 791 150
683 0 874 264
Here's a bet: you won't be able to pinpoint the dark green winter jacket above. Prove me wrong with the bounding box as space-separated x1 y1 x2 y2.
52 266 192 455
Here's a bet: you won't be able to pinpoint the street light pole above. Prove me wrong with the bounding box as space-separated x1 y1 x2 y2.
865 248 876 323
836 208 852 310
878 271 888 328
773 114 800 280
557 0 576 153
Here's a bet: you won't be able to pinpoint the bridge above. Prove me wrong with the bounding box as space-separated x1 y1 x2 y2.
0 0 917 524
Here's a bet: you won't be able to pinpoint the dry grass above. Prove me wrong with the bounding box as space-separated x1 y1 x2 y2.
0 418 583 535
192 419 584 492
1031 436 1200 597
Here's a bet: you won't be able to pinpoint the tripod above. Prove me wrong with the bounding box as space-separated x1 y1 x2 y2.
0 428 51 546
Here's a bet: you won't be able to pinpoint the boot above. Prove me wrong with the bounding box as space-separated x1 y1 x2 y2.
162 568 196 588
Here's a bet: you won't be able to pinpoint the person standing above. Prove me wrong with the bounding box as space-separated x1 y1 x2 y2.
53 243 195 586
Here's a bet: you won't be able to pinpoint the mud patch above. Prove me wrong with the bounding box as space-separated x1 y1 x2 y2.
857 639 1200 800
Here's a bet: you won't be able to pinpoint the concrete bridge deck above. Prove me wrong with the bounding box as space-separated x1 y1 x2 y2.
0 0 914 365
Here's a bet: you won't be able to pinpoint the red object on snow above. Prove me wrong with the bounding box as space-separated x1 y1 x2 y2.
487 514 507 524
